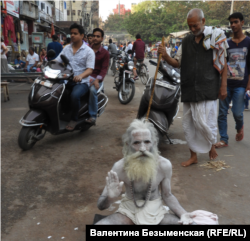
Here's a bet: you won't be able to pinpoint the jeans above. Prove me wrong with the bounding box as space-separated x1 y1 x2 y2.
245 92 250 108
218 87 245 144
89 82 103 119
27 64 37 72
62 81 89 121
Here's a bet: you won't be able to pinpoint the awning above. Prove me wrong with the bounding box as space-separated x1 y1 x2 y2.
169 30 190 38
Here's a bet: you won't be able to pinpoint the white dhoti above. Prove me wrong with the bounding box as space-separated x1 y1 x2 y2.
182 100 217 153
116 195 168 225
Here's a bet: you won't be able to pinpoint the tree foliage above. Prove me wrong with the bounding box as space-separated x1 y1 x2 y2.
103 1 250 43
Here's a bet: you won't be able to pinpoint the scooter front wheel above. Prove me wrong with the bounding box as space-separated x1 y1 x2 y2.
118 82 135 105
18 126 39 151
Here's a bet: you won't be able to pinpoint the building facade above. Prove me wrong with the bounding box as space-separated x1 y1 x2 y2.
64 0 99 34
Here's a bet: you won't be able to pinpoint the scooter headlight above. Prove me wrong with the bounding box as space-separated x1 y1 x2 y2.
128 61 134 70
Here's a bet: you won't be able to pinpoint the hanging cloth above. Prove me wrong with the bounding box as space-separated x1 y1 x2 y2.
3 15 16 45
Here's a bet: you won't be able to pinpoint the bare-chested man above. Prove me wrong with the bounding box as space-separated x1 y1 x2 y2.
96 119 195 225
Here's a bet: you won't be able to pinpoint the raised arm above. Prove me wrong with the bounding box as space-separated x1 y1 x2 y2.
97 170 124 210
160 159 194 224
158 44 180 68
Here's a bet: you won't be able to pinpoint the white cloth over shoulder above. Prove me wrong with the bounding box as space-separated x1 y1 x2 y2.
182 100 217 153
203 26 229 73
116 195 168 225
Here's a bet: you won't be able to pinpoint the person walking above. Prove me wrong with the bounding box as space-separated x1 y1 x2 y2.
158 8 228 167
108 39 117 76
47 35 63 60
215 12 250 148
132 34 145 80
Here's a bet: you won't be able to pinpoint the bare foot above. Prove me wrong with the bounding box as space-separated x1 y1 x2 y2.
181 156 198 167
209 145 218 160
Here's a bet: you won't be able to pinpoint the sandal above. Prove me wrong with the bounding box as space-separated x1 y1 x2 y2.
65 120 77 131
215 141 228 148
85 117 96 125
236 126 244 141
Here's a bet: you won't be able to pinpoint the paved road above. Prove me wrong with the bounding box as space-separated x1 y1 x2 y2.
1 59 250 240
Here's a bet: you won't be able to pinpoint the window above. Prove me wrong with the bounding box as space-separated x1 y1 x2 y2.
67 10 70 16
80 19 82 25
72 10 75 15
41 2 45 11
47 6 49 14
78 10 81 16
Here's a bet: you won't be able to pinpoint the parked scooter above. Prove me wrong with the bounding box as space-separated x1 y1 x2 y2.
113 50 135 104
137 60 181 141
18 50 108 150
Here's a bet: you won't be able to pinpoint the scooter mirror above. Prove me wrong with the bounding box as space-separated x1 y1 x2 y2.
47 49 56 59
61 54 70 66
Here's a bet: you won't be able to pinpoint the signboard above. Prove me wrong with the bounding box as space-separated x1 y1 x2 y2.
6 0 19 18
32 32 43 44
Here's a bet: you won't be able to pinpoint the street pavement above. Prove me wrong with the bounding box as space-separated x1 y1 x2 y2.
1 58 250 240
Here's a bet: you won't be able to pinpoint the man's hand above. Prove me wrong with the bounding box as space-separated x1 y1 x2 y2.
179 213 194 225
158 44 167 57
73 74 83 82
106 170 124 199
90 78 100 90
218 86 227 100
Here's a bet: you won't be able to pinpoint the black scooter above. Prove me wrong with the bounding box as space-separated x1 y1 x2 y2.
18 50 108 150
137 60 181 141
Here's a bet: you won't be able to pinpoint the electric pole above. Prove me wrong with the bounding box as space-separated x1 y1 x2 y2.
119 0 120 15
230 0 234 14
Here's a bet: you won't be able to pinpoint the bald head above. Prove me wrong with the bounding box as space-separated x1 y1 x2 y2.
187 8 204 21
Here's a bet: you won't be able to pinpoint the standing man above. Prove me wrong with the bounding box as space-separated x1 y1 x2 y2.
26 47 39 72
85 28 110 124
216 12 250 148
87 34 94 45
47 35 63 61
166 43 171 56
55 23 95 131
158 8 228 167
108 39 117 76
132 34 145 80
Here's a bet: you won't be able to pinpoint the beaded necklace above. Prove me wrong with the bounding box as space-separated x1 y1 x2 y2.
130 179 152 208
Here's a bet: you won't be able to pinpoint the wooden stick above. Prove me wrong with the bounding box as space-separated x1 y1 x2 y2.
146 36 165 120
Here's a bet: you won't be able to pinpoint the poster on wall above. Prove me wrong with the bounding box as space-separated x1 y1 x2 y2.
6 1 19 18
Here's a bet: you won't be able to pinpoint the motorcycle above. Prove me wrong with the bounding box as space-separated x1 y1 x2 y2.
146 51 153 59
137 60 181 142
113 50 135 105
109 50 122 76
18 50 108 151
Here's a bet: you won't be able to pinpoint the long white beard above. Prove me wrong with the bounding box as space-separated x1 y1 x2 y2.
124 151 158 184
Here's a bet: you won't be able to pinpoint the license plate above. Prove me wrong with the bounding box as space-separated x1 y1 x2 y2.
156 80 176 90
35 79 53 88
124 70 132 74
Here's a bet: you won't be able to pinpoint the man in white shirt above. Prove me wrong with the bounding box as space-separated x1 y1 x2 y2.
166 43 171 56
125 41 133 53
55 23 95 131
26 47 39 72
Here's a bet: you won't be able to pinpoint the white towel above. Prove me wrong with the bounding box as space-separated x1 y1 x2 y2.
203 26 229 73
